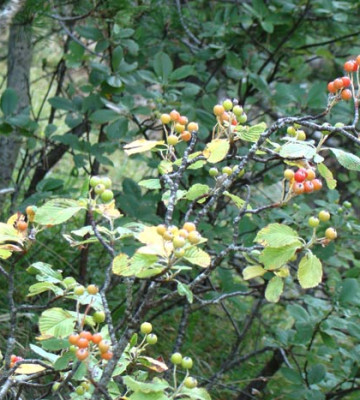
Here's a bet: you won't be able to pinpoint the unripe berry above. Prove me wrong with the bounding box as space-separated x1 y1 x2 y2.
163 230 174 241
146 333 158 345
318 210 330 222
90 176 101 188
287 126 296 136
308 217 320 228
160 113 171 124
74 285 85 296
222 99 233 111
233 105 243 116
175 123 185 133
173 235 186 248
238 113 247 124
325 227 337 240
183 222 196 232
174 248 185 258
181 356 193 369
343 201 352 209
93 311 106 324
156 224 167 236
187 231 201 244
209 167 219 177
187 122 199 132
184 377 198 389
171 352 183 365
94 184 105 195
167 135 179 146
178 229 188 238
101 177 112 189
98 340 110 353
52 382 61 392
297 130 306 141
100 189 114 203
76 386 85 395
284 169 294 180
140 322 152 335
222 166 233 176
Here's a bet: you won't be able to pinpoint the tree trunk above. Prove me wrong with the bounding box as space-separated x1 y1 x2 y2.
0 10 32 213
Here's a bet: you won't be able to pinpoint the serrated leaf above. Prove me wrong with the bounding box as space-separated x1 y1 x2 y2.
243 265 266 280
330 148 360 171
185 184 209 201
39 308 75 338
15 363 46 375
112 253 130 276
29 344 58 363
265 276 284 303
27 282 63 297
34 199 84 226
280 142 316 159
183 247 210 268
317 163 336 189
177 282 193 303
255 223 300 248
224 191 246 208
297 253 322 289
0 222 24 245
235 122 267 142
260 243 301 270
124 139 164 156
137 226 167 257
308 364 326 385
203 139 230 163
54 351 74 370
179 387 211 400
123 376 169 393
138 179 161 190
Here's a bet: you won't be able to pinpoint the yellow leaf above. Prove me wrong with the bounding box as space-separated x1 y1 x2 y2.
138 226 172 257
35 334 53 341
124 139 164 156
139 356 168 372
112 253 130 276
203 139 230 163
97 201 122 220
15 363 46 375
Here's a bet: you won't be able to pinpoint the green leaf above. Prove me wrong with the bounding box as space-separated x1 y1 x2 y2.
1 88 18 115
255 223 300 248
28 282 63 297
330 148 360 171
317 163 336 189
185 184 209 201
29 344 58 363
54 351 74 370
235 122 267 142
223 191 246 208
265 276 284 303
297 253 322 289
153 52 173 81
26 262 63 282
89 109 120 124
260 243 301 270
203 139 230 163
129 393 170 400
138 179 161 190
34 199 84 226
177 282 193 303
183 247 211 268
112 46 124 71
179 387 211 400
48 96 73 111
279 142 316 159
242 265 266 280
308 364 326 385
123 376 169 393
112 253 130 276
339 278 360 305
115 253 164 278
169 65 194 80
39 308 75 338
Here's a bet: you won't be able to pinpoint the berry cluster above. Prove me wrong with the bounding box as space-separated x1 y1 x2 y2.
170 352 197 388
140 322 158 344
284 167 323 195
308 210 337 242
156 222 202 258
72 283 99 296
213 98 247 126
160 110 198 145
68 331 113 362
89 176 114 203
10 354 23 368
286 125 307 141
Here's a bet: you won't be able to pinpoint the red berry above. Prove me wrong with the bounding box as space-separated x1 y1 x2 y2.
231 118 237 126
327 82 336 93
294 168 307 183
334 78 344 90
79 331 92 341
101 351 113 360
341 89 352 101
306 169 316 180
344 60 357 72
312 179 323 191
76 348 89 361
91 333 103 344
342 76 351 87
77 338 89 348
304 181 314 193
293 182 305 195
68 334 80 345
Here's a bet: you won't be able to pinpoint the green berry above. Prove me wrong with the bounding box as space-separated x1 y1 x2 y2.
174 248 185 258
90 176 101 188
94 184 105 195
222 99 233 111
81 381 91 391
287 126 296 136
52 382 61 392
321 123 331 135
222 166 233 176
75 386 85 395
101 177 112 189
167 135 179 146
146 333 158 345
293 123 301 129
100 189 114 203
209 167 219 177
181 356 193 369
140 322 152 335
171 352 183 365
318 210 330 222
343 201 352 209
74 285 85 296
238 113 247 124
184 376 198 389
233 105 243 116
93 311 106 324
308 217 319 228
297 130 306 140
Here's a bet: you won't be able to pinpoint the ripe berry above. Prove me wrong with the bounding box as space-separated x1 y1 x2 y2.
222 99 233 111
308 217 320 228
140 322 152 335
220 112 229 121
209 167 219 177
146 333 158 345
156 224 167 236
357 55 360 65
94 184 105 195
318 210 330 222
76 348 89 361
327 82 336 93
160 113 171 124
74 285 85 296
87 284 99 295
183 222 196 232
187 231 201 244
292 182 305 195
231 118 237 126
178 229 188 238
187 122 199 132
284 169 294 180
178 116 188 125
91 333 103 344
90 176 101 187
325 227 337 240
222 166 233 176
304 181 314 193
17 221 28 231
342 76 351 87
181 131 191 142
77 338 90 348
213 104 225 116
334 78 344 90
173 236 186 248
174 123 185 133
341 89 352 101
184 377 198 389
93 311 106 324
294 169 307 183
233 105 243 116
181 356 193 369
312 179 323 191
98 340 110 353
171 352 183 365
306 169 316 180
167 135 179 146
170 110 180 121
100 189 114 203
101 351 113 360
344 60 357 72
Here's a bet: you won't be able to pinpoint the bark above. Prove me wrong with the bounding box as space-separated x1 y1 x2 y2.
0 8 32 212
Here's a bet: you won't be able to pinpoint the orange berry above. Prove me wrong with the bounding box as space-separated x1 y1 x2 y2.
306 169 316 180
327 81 336 93
344 60 356 72
101 351 113 360
183 222 196 232
187 231 201 244
341 89 352 101
356 55 360 65
187 122 199 132
220 112 229 121
333 78 344 90
98 340 110 353
213 104 225 116
77 338 89 348
178 115 188 125
68 334 80 345
342 76 351 87
79 331 92 341
170 110 180 121
180 131 191 142
76 348 89 361
17 220 28 231
293 182 305 195
303 181 314 193
312 179 323 191
87 284 99 295
91 333 103 344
